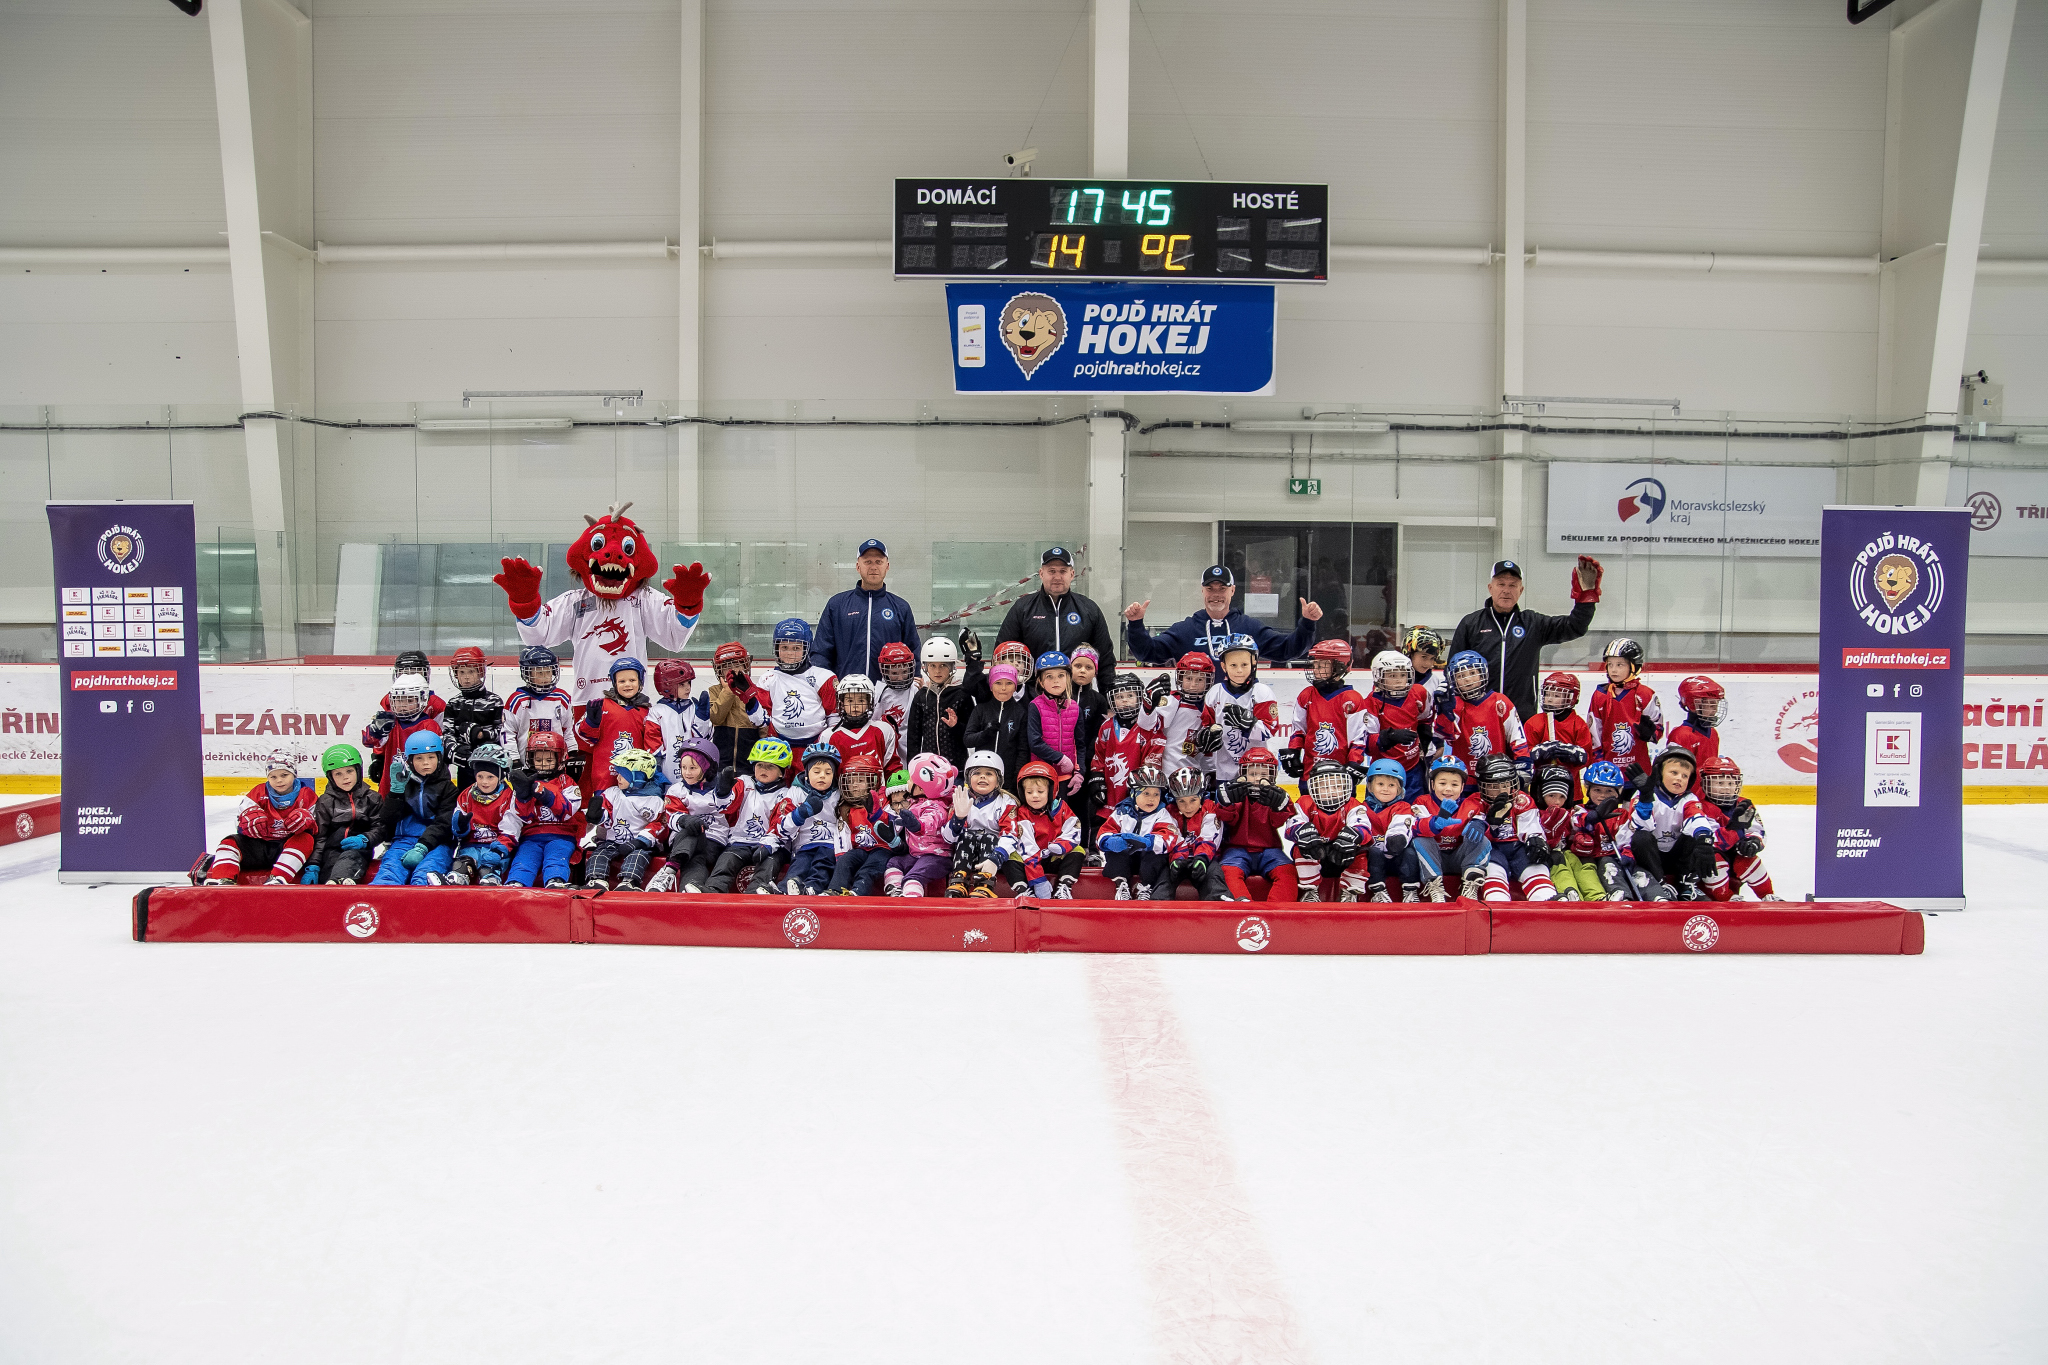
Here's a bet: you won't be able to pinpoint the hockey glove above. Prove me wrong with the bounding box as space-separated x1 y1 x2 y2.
714 765 738 798
1145 673 1172 707
1488 793 1518 821
368 753 385 785
1084 772 1110 809
663 561 711 617
299 864 321 885
1634 715 1659 745
1732 835 1763 859
400 844 428 870
1572 554 1604 603
1255 783 1291 811
1099 832 1137 854
564 749 587 779
1193 726 1224 755
1213 781 1241 807
1384 831 1409 858
493 556 547 618
958 627 982 661
1626 765 1650 794
366 710 396 742
1292 834 1326 862
1330 828 1363 857
1521 836 1551 866
1727 798 1758 829
1279 748 1304 778
585 699 606 730
1183 857 1208 880
1221 702 1254 731
1379 727 1418 751
509 768 537 800
339 834 369 851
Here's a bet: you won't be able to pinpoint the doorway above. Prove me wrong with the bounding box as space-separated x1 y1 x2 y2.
1218 521 1398 660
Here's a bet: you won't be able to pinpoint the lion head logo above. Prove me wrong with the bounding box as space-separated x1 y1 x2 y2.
998 292 1066 379
1872 554 1918 612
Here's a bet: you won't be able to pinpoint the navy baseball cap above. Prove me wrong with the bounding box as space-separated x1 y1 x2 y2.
858 538 888 557
1041 546 1074 565
1490 559 1523 579
1200 565 1235 587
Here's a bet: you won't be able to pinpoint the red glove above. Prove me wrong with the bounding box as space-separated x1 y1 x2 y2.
494 557 546 618
1571 554 1604 604
665 562 711 617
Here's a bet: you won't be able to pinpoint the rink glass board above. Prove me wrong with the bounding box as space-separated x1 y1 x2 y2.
1813 506 1969 907
896 179 1328 283
48 502 206 880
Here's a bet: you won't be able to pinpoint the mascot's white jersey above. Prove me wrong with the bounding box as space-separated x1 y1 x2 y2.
515 584 698 703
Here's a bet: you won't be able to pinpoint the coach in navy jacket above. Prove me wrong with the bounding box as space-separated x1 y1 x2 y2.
811 539 921 679
1123 565 1324 664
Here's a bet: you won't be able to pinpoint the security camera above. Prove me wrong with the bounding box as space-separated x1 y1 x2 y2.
1004 147 1038 177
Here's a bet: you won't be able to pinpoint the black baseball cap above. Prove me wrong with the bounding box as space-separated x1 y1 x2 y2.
858 538 888 557
1200 565 1235 587
1041 546 1074 565
1490 559 1523 580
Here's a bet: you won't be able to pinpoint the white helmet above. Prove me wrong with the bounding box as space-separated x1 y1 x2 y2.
389 674 431 713
963 748 1005 777
1369 650 1412 690
920 637 959 666
837 673 875 699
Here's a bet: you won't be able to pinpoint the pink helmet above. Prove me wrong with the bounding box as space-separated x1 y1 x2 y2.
904 752 957 800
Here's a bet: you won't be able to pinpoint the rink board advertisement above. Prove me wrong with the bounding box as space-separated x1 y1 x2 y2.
946 282 1276 394
48 502 205 881
1814 507 1970 907
1546 462 1835 557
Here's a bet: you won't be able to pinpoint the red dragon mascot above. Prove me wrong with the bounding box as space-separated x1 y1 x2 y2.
491 502 712 704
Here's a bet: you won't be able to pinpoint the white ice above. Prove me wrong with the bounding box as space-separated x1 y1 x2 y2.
1 800 2043 1363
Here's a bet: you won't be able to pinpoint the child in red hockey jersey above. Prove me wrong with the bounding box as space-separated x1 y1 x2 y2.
201 750 316 884
1525 670 1595 797
1153 768 1226 900
1475 754 1558 901
1286 639 1372 780
1408 756 1493 902
1587 638 1664 788
577 656 660 802
1006 758 1085 898
1697 756 1779 901
1088 675 1164 815
1280 759 1374 902
1667 675 1726 786
1361 648 1435 798
1438 650 1530 778
1213 746 1296 902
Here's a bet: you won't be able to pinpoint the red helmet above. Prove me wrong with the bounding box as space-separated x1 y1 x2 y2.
1176 651 1216 674
449 645 486 687
713 641 750 670
1239 746 1279 781
524 729 568 773
1698 754 1743 801
1308 638 1353 684
1017 759 1060 786
1540 670 1581 711
841 752 882 775
1677 675 1726 723
877 641 916 685
654 659 696 695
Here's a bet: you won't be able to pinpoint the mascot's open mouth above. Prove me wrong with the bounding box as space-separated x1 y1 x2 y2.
589 562 633 596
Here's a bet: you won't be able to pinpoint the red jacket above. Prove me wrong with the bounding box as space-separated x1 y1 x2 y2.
234 782 317 841
1215 786 1291 852
1525 709 1596 792
577 691 660 797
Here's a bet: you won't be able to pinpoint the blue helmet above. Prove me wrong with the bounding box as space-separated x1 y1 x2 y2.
1582 760 1627 791
1448 649 1491 701
800 741 842 773
1035 650 1071 673
1427 753 1467 785
403 730 445 758
1219 632 1259 663
773 618 814 645
517 644 558 686
1364 758 1407 786
608 656 645 686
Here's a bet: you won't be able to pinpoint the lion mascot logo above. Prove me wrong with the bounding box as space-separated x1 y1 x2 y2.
1872 553 1918 612
999 292 1066 379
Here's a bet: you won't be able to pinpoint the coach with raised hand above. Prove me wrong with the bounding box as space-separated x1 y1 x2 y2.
1448 556 1603 719
1123 564 1322 665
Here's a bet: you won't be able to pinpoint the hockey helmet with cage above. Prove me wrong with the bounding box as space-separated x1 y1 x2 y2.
1541 670 1582 712
448 645 487 689
1239 746 1280 784
992 640 1034 675
391 649 430 679
835 673 875 722
1307 637 1353 685
1304 759 1354 812
1167 767 1206 803
1449 650 1492 701
1402 625 1445 660
1369 649 1413 695
1603 637 1646 676
840 751 882 800
388 673 432 718
653 658 696 697
878 641 917 686
1476 753 1519 798
524 729 568 775
1108 674 1146 724
1677 675 1726 726
748 736 794 770
517 645 559 687
1176 651 1216 697
1698 755 1743 803
712 640 752 673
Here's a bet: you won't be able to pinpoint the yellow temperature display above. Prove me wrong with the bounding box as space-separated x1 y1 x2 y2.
1140 233 1194 272
1031 233 1088 270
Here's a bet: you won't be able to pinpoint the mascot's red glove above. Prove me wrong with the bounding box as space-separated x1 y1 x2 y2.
494 557 546 619
665 562 711 617
1571 554 1603 604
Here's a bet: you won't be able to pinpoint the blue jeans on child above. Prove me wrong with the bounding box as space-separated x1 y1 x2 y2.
786 844 836 893
1411 822 1491 880
508 833 576 887
371 821 455 886
828 846 892 895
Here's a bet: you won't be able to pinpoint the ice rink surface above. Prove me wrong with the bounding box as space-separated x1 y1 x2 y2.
3 801 2044 1364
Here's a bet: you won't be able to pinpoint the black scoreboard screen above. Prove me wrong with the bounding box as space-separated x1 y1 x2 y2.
893 179 1329 283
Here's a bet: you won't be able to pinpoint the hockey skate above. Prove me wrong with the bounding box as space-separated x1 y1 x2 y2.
477 869 503 887
1459 866 1489 901
1555 885 1580 901
1676 876 1705 902
1420 875 1446 902
1134 881 1153 900
1111 877 1132 900
203 877 235 887
443 867 471 886
264 875 291 886
615 877 644 892
1298 884 1322 902
544 877 571 889
1054 876 1077 900
1338 887 1361 903
1762 893 1784 902
1401 882 1422 903
1368 885 1392 903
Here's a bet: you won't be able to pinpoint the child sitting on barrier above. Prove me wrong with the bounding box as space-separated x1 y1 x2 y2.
1096 767 1176 901
777 742 845 895
1153 768 1225 901
1212 746 1295 902
507 731 582 889
1623 747 1723 902
442 743 521 886
1697 756 1781 901
1004 759 1083 898
947 749 1022 898
370 731 460 886
581 748 666 891
884 753 955 896
645 738 725 894
1280 759 1373 903
1475 754 1557 902
704 737 794 894
202 749 317 885
1407 756 1492 903
1558 760 1632 901
1357 758 1419 902
825 753 895 896
1530 767 1582 898
304 743 380 886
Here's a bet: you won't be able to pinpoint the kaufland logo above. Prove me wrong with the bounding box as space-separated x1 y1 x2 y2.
1617 477 1667 524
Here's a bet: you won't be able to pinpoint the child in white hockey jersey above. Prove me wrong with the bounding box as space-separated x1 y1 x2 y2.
650 658 714 784
582 748 667 890
945 748 1025 898
760 618 838 745
704 736 795 894
504 646 578 779
777 742 845 895
645 738 729 893
1195 634 1287 783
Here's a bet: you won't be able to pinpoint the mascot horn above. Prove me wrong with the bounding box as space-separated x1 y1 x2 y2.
492 502 712 704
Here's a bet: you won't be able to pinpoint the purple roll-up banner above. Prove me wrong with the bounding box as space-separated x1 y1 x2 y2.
1814 506 1969 909
49 502 206 882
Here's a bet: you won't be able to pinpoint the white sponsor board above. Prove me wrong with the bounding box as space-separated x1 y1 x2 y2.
0 664 2040 790
1546 462 1835 557
1947 465 2048 557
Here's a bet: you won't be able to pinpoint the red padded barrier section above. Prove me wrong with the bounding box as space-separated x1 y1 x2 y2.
591 893 1016 952
1488 902 1925 955
0 796 59 847
1023 900 1488 955
133 885 583 944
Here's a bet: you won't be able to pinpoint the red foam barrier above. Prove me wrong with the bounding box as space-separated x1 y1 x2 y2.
1488 901 1925 955
0 796 60 847
133 884 586 944
591 893 1016 952
1022 899 1489 955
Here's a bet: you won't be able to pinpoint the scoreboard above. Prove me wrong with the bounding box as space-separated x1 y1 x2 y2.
894 179 1328 283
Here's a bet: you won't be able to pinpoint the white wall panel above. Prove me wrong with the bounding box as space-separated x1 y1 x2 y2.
704 262 953 402
1982 0 2047 257
1965 278 2048 419
0 271 240 406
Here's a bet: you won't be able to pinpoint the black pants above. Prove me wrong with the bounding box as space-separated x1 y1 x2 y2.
1153 860 1222 901
1629 830 1713 890
324 846 373 884
669 836 723 891
1103 848 1167 888
706 843 773 893
585 839 654 888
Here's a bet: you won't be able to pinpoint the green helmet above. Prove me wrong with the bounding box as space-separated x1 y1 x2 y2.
320 743 364 777
748 736 793 769
886 768 912 793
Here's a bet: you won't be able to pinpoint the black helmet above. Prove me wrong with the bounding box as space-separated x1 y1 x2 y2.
1603 637 1645 674
1477 754 1518 794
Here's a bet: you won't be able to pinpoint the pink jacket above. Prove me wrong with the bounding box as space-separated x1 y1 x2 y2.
903 795 955 857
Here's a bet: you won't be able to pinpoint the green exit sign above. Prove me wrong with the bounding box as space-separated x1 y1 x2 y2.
1288 477 1322 496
